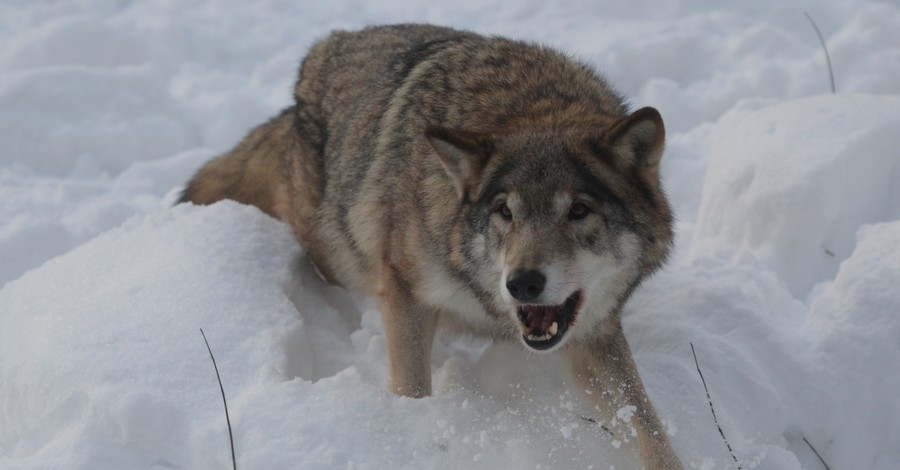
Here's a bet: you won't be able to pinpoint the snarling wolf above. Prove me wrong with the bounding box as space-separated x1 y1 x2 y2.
180 24 682 469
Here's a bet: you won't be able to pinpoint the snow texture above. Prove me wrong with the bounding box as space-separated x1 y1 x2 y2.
2 1 899 469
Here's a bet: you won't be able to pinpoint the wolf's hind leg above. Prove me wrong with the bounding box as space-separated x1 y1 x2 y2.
569 327 684 470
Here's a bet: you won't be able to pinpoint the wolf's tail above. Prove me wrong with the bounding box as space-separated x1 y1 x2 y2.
178 108 296 219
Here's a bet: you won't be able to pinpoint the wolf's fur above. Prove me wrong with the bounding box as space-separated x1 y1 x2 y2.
181 24 681 469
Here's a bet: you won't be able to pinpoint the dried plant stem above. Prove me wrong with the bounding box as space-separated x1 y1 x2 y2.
579 415 615 437
691 342 740 468
803 437 832 470
804 11 836 93
201 328 237 470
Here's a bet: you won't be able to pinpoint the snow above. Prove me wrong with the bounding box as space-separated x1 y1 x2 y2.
693 94 900 298
1 1 899 469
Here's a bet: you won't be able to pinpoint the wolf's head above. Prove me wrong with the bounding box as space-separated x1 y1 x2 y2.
427 107 673 352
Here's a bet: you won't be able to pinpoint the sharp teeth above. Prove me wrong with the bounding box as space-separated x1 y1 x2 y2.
549 322 558 336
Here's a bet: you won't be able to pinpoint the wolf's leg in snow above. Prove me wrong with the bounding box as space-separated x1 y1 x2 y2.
378 264 439 398
569 327 684 470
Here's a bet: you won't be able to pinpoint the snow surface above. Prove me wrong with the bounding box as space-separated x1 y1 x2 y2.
2 1 899 469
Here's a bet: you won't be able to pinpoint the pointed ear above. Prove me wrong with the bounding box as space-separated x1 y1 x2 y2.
606 107 665 181
425 126 493 200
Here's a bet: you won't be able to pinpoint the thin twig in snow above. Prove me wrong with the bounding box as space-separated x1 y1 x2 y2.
690 342 740 468
201 328 237 470
804 11 836 94
803 436 832 470
579 415 615 437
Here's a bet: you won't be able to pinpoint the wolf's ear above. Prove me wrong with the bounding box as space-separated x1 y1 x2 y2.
606 107 665 184
425 126 493 200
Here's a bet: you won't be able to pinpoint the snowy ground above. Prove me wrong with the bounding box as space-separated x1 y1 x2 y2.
2 1 899 469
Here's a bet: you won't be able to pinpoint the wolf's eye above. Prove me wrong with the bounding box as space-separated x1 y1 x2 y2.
568 202 591 221
497 202 513 221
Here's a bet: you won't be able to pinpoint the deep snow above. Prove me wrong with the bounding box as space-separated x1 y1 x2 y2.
1 1 899 469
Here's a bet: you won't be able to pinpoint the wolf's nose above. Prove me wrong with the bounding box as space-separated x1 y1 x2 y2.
506 269 546 302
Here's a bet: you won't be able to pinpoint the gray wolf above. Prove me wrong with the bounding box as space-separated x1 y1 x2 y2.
180 24 682 469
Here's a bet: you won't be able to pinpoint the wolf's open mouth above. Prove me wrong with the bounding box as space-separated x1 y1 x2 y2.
517 290 582 350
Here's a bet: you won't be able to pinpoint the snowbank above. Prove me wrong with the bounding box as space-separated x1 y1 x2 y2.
692 94 900 299
0 203 637 468
0 203 305 468
804 222 900 469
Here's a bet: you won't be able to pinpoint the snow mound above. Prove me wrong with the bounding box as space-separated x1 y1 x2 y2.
0 202 306 468
692 94 900 299
0 203 638 469
804 221 900 469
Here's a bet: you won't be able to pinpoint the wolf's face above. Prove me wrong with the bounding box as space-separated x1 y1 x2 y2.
427 108 673 352
475 133 651 352
490 186 644 351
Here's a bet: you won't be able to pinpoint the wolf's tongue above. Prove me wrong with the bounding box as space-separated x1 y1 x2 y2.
520 305 561 331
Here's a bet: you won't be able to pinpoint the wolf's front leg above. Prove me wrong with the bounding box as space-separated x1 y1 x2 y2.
569 326 684 470
378 265 439 398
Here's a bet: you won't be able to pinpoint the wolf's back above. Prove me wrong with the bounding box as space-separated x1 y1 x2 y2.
179 24 632 290
178 25 480 287
178 24 472 218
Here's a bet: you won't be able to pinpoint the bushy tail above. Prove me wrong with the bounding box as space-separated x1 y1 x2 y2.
179 109 295 219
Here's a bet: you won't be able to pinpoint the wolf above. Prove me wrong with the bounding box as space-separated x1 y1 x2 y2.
180 24 682 469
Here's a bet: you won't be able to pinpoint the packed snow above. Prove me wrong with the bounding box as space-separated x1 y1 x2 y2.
2 1 899 469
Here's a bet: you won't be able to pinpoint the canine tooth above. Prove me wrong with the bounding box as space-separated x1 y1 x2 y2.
549 322 558 336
